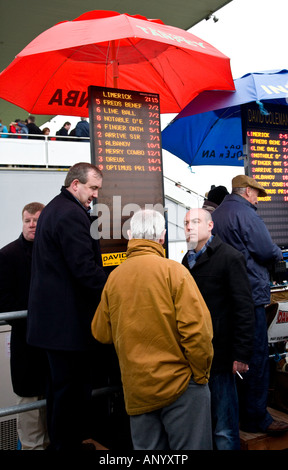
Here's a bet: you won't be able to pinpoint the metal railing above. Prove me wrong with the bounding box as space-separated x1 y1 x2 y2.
0 133 91 168
0 310 121 418
0 387 121 419
0 310 27 326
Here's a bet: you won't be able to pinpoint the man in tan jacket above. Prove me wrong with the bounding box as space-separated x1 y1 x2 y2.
91 209 214 450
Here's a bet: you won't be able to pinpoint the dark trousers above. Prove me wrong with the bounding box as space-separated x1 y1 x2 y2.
209 372 240 450
46 350 94 450
237 305 272 432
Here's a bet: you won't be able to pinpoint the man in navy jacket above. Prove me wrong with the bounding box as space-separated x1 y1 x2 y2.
27 162 107 450
75 117 89 139
212 175 287 435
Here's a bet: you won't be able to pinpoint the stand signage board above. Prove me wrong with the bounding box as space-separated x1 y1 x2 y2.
268 302 288 343
89 86 165 268
243 102 288 248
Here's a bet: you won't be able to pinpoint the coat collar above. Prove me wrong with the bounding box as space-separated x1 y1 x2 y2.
126 239 165 258
183 235 222 269
194 235 220 266
60 186 91 216
223 193 257 211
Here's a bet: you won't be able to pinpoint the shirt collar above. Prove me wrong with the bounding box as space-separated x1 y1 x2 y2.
187 235 214 269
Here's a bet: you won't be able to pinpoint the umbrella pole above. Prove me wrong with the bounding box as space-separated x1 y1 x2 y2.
111 41 118 88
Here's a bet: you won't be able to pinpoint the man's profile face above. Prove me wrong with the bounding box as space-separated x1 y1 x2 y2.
22 210 42 242
246 187 260 206
74 171 103 209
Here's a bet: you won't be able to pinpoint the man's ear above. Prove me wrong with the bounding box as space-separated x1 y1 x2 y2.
127 229 132 240
245 186 250 197
70 179 79 193
158 229 166 245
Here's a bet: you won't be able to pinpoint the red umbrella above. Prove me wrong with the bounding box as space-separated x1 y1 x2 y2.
0 10 234 116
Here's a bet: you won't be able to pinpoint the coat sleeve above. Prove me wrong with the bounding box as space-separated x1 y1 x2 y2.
91 286 113 344
242 211 282 265
0 251 14 313
174 271 214 384
224 250 255 364
55 208 107 291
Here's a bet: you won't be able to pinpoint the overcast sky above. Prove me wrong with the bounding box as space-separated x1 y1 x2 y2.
44 0 288 198
191 0 288 80
162 0 288 197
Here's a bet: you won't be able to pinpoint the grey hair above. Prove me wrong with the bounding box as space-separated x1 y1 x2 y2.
130 209 165 240
232 187 246 196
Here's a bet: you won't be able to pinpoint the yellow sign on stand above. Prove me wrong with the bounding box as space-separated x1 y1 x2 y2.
102 252 127 267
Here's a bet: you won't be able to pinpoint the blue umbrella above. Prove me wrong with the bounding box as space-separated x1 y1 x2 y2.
162 69 288 167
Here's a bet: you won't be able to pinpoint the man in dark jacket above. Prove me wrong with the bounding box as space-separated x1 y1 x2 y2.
26 115 43 139
212 175 287 435
183 208 254 449
27 162 107 451
0 202 49 449
56 121 71 140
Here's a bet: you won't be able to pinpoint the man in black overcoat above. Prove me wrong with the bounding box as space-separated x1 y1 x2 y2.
27 162 108 451
182 208 254 450
0 202 49 449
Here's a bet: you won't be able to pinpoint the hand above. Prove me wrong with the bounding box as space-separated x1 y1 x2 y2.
232 360 249 375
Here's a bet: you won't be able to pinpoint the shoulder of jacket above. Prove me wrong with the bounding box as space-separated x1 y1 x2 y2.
0 238 21 254
219 240 245 260
166 259 195 282
54 191 84 211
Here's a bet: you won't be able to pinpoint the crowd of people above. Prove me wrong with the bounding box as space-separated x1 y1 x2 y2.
0 163 287 451
0 116 44 139
0 116 90 140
